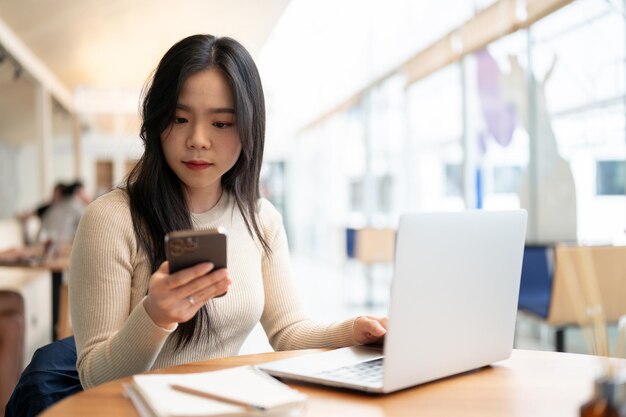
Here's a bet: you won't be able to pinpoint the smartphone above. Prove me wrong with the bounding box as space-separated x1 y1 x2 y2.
165 228 228 296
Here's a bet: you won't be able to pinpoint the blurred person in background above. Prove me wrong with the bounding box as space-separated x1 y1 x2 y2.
39 181 90 259
15 182 67 245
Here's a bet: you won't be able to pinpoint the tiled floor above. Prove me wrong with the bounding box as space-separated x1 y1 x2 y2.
239 255 615 356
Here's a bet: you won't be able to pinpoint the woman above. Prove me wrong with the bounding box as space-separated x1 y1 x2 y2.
70 34 387 389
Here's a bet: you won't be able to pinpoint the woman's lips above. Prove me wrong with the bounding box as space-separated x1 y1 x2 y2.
183 161 212 171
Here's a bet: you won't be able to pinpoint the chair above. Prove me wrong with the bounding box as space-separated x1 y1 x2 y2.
354 228 396 265
518 245 571 350
549 245 626 326
353 228 395 307
518 244 626 353
0 268 52 417
518 245 554 319
5 337 82 417
0 268 51 367
0 292 24 415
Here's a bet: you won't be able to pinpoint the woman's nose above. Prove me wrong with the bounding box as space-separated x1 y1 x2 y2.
187 123 211 149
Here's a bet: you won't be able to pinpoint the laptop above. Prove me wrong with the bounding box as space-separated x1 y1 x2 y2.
0 246 48 267
258 210 527 393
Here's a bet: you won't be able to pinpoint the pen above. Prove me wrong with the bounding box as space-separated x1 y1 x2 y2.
170 384 267 412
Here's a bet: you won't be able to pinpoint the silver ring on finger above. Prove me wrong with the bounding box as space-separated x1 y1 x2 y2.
187 295 195 306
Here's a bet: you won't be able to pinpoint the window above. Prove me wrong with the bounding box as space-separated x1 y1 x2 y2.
445 163 463 197
596 160 625 196
493 166 522 194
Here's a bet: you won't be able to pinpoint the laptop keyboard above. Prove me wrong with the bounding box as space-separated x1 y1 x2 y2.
314 358 384 384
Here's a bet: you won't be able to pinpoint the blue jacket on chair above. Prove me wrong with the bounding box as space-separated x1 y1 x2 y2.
5 336 83 417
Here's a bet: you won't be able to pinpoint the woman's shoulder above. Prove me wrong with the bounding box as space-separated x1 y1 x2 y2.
82 188 132 225
256 198 283 231
73 189 141 268
87 188 129 209
257 197 281 218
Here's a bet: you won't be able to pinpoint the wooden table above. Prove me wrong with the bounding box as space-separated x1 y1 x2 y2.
0 257 70 339
0 256 69 273
41 348 619 417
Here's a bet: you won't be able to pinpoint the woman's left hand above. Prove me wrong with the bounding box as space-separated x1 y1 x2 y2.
353 316 388 344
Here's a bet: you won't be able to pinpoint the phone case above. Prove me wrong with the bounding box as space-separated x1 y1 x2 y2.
165 228 227 274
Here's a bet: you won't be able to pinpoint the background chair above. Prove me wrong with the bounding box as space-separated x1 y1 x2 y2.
0 268 52 416
518 244 626 353
518 245 554 319
0 292 24 417
353 227 395 307
0 268 51 367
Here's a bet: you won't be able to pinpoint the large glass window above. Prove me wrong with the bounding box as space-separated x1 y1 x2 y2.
365 74 407 223
531 0 626 243
286 108 366 262
463 30 530 211
265 0 626 259
406 63 464 211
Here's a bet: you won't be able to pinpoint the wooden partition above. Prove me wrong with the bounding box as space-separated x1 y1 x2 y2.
354 228 396 264
547 245 626 326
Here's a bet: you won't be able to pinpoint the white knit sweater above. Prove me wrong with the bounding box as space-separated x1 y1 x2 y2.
69 189 356 389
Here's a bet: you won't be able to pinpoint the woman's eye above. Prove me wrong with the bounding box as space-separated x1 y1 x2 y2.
213 122 232 129
174 117 188 124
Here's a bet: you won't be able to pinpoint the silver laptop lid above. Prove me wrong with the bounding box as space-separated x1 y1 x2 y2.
383 210 527 392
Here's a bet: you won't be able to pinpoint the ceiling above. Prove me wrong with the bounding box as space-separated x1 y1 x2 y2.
0 0 290 91
0 0 290 143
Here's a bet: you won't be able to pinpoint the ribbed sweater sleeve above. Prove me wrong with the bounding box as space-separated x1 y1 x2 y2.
258 200 357 350
69 191 175 389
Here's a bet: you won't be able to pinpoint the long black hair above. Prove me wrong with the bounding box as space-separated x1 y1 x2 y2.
125 34 269 349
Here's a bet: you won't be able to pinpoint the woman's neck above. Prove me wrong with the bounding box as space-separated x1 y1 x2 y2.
186 185 223 213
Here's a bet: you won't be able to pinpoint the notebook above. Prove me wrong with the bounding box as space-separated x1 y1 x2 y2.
125 365 307 417
258 210 527 393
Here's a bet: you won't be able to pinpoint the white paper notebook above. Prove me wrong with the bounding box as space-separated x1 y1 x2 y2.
126 366 307 417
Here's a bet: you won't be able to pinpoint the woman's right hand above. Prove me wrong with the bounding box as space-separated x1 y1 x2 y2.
143 261 231 330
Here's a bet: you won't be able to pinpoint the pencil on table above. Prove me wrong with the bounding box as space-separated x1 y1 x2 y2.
170 384 267 412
